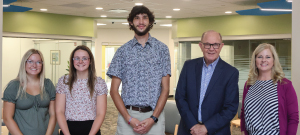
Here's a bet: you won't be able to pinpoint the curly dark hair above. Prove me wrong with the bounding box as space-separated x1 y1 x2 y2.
127 6 155 30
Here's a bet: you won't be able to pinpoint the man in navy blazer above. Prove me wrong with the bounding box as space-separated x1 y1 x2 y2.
175 30 239 135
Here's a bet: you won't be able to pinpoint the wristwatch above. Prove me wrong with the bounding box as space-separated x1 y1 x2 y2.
150 115 158 123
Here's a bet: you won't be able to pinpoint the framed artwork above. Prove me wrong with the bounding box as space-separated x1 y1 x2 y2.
50 50 60 65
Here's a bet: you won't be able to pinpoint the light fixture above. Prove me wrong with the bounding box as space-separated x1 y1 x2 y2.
40 9 47 11
3 5 10 7
173 9 180 11
260 8 292 12
160 24 172 27
286 0 292 2
225 11 232 14
96 7 103 10
135 3 143 6
100 15 107 17
97 23 107 26
166 16 172 18
122 23 129 25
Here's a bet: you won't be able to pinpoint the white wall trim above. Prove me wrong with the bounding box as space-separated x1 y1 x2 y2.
3 32 93 41
176 34 291 41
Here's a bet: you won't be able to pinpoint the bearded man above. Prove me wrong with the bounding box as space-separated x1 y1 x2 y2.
107 5 171 135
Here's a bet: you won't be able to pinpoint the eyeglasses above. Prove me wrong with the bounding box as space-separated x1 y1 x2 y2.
26 60 43 66
73 57 90 62
202 43 221 49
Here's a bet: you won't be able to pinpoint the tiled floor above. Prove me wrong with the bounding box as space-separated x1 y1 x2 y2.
101 97 241 135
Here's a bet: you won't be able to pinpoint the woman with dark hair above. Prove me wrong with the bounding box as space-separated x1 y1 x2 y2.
2 49 58 135
56 45 107 135
241 43 299 135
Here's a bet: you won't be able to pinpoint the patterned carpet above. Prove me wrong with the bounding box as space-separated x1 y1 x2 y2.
101 97 241 135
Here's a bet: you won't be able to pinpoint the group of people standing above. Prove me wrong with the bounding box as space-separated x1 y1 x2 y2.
1 5 299 135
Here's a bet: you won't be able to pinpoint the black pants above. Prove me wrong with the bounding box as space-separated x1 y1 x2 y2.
60 120 101 135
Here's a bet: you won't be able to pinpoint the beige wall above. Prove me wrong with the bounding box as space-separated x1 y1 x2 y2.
2 37 35 91
292 0 300 134
1 38 90 89
0 1 3 133
95 28 176 95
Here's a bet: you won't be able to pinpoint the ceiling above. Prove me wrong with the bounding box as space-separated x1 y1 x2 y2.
12 0 275 19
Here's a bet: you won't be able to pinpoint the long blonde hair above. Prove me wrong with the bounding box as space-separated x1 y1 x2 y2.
65 45 97 98
247 43 285 86
16 49 46 99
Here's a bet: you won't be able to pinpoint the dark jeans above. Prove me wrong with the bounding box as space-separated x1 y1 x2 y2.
60 120 101 135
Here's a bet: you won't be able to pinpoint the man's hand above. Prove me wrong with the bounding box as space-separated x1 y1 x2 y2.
129 118 145 134
129 117 141 129
190 124 208 135
133 118 155 134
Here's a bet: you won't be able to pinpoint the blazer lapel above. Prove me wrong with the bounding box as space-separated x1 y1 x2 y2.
203 58 225 101
196 58 203 105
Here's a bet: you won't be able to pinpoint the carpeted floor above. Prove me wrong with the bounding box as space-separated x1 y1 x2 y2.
101 97 241 135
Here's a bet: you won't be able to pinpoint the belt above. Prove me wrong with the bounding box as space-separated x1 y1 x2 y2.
198 121 204 125
125 106 152 113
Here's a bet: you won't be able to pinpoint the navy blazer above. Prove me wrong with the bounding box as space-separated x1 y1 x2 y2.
175 57 239 135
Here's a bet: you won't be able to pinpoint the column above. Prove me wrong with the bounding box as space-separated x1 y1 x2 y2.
292 0 300 134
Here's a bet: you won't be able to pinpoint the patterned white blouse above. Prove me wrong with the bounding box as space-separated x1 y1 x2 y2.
56 75 108 121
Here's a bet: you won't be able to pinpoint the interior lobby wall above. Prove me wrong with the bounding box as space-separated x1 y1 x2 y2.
3 11 94 37
176 14 291 37
292 0 300 134
0 3 3 133
2 37 35 92
95 28 175 95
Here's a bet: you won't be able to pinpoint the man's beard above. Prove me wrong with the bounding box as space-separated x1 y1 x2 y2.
132 24 151 36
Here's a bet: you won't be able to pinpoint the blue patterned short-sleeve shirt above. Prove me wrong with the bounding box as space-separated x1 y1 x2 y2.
107 34 171 110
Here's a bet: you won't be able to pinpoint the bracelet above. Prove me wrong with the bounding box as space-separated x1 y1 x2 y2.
128 116 133 124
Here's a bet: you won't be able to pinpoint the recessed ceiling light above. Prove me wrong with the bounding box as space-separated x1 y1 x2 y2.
97 23 107 26
173 9 180 11
3 5 10 7
100 15 107 17
96 7 103 10
260 8 292 12
122 23 129 25
40 9 47 11
166 16 172 18
286 0 292 2
160 24 172 27
225 11 232 14
135 3 143 6
108 9 128 13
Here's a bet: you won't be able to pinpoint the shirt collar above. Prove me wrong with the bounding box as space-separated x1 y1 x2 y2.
131 33 153 48
203 57 220 68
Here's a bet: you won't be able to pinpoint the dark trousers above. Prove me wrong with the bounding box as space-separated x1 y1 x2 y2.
60 120 101 135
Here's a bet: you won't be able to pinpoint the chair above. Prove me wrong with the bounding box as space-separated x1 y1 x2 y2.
164 100 181 134
174 124 178 135
230 101 242 134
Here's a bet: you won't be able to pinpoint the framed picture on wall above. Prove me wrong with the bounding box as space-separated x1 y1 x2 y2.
50 50 60 65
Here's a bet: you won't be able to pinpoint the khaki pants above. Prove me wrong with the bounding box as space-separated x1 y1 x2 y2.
115 108 165 135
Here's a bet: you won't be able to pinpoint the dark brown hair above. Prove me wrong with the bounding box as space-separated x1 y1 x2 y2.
65 45 97 98
127 5 155 30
